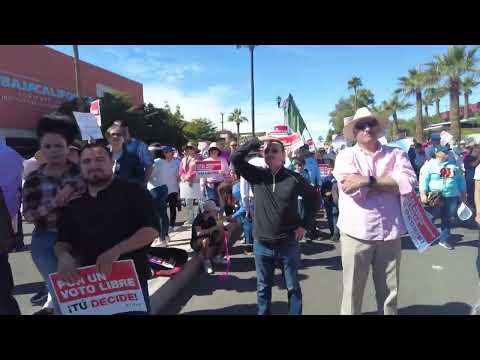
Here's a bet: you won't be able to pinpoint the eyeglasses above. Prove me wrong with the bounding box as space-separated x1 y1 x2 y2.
109 133 123 138
354 119 378 131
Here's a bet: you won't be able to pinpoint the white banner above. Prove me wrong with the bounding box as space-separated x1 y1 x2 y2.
73 112 103 140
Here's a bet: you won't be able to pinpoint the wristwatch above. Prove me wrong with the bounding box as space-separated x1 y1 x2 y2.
368 176 377 187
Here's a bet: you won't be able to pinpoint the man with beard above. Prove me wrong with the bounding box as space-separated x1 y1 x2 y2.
54 143 159 314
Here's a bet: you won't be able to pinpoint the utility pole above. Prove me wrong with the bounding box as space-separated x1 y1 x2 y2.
236 45 256 137
72 45 84 111
220 112 224 131
249 45 255 137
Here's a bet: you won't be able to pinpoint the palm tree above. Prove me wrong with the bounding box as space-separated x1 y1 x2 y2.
427 45 480 141
383 94 412 139
397 68 429 142
347 76 363 111
424 86 448 117
228 108 248 142
460 76 480 119
422 92 434 118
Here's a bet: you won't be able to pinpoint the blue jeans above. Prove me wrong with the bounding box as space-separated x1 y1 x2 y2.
150 185 169 240
254 237 302 315
206 184 220 205
242 216 254 245
427 196 459 237
31 228 61 314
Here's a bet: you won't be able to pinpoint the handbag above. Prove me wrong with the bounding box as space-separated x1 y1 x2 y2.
426 166 447 208
0 188 15 252
426 191 443 208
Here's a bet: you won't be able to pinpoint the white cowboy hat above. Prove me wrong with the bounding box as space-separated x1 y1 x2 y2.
343 107 387 141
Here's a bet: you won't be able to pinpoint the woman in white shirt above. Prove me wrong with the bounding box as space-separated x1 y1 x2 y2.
149 145 181 232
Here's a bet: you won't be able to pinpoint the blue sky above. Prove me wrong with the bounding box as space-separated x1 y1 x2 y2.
48 45 480 140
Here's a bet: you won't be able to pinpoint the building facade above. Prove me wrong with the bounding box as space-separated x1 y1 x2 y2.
0 45 143 155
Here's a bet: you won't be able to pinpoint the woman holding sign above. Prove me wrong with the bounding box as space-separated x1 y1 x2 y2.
179 143 201 225
200 143 230 206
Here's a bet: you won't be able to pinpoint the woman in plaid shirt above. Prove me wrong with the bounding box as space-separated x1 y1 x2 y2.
22 115 85 315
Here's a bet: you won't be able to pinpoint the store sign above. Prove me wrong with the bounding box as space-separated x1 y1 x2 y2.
0 73 76 101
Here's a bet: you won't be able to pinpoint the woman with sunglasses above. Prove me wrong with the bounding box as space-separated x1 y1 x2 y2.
105 125 145 186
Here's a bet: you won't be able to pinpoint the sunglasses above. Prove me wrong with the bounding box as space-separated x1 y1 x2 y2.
354 119 378 131
109 133 123 138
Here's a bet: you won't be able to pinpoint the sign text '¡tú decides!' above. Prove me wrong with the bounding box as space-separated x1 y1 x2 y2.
0 73 76 101
49 260 147 315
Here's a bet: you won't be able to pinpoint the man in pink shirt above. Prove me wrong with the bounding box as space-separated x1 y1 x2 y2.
333 108 417 315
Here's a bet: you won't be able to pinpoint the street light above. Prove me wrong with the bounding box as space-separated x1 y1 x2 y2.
237 45 256 137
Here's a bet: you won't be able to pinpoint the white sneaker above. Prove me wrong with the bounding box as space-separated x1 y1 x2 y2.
203 259 213 274
213 255 228 265
151 238 167 247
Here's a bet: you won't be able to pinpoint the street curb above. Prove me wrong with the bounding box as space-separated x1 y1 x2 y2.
148 223 242 315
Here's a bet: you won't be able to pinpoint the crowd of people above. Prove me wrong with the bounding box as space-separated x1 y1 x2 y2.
1 106 480 315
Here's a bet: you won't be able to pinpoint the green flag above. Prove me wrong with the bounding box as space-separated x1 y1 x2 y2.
286 94 306 135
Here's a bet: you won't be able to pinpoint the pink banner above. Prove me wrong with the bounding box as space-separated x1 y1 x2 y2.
195 160 222 177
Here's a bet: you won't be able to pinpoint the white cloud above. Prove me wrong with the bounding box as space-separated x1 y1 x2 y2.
144 83 331 140
101 46 204 84
143 83 234 126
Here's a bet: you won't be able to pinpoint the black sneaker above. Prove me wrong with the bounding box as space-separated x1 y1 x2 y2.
30 286 48 305
243 245 253 256
330 233 340 242
32 308 54 315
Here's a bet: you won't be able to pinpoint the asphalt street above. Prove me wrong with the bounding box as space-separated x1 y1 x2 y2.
164 219 480 315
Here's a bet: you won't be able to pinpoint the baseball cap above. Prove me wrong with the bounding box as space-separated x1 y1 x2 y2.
430 133 441 141
433 145 450 154
161 145 175 152
203 200 220 213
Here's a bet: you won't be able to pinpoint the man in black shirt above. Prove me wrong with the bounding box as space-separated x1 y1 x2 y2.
55 143 159 315
231 137 318 315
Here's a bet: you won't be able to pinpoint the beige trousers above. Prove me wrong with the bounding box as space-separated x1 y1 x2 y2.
340 232 402 315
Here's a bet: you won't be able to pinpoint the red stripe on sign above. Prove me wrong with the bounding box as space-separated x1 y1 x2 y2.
50 261 141 303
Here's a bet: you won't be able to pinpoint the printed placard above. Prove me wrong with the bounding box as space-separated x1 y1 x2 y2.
49 260 147 315
73 111 103 140
318 163 333 177
195 160 222 177
401 192 441 253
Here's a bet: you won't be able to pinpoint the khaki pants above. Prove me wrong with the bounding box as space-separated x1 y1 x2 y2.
340 232 402 315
